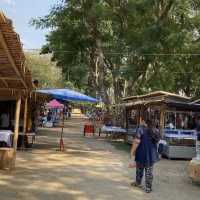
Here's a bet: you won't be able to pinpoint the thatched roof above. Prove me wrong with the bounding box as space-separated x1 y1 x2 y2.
0 11 32 94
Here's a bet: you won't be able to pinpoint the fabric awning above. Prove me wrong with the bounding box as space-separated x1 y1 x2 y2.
37 89 98 103
47 99 64 109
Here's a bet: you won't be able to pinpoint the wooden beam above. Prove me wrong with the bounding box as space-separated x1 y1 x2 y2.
0 88 31 99
13 97 22 151
1 78 8 87
0 88 30 96
0 96 18 101
0 88 25 91
0 30 27 89
0 77 21 81
139 106 144 124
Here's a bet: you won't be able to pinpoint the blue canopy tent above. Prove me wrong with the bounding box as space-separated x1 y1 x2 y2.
37 88 98 151
37 88 98 103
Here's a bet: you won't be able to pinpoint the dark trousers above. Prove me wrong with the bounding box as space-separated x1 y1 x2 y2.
136 163 153 189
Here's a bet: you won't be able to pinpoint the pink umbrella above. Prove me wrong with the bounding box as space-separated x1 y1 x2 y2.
47 99 64 109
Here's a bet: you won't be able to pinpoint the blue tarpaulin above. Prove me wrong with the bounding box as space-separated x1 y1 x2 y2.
37 89 98 103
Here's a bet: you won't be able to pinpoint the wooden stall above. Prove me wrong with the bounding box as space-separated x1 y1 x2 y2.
123 91 200 159
0 12 33 170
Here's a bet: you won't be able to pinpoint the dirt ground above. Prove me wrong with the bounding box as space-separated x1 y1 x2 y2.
0 116 199 200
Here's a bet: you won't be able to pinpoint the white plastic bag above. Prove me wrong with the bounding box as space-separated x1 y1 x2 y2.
128 159 136 168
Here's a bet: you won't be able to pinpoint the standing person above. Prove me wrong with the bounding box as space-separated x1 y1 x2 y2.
130 119 161 193
68 105 72 118
47 111 52 122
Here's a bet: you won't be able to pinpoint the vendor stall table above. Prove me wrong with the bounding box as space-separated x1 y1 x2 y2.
0 130 13 147
127 128 197 159
0 131 35 149
100 125 127 140
161 129 196 159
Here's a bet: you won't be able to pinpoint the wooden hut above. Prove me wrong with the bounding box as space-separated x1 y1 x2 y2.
123 91 200 159
0 12 33 169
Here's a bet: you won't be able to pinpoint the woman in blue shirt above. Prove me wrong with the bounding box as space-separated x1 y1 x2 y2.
130 119 161 193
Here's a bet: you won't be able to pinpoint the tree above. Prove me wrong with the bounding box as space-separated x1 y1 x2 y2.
31 0 129 105
121 0 200 97
31 0 200 104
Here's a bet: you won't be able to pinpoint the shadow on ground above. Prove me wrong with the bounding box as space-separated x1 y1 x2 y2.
0 116 199 200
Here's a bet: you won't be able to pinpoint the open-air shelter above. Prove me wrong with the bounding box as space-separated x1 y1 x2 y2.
0 12 33 169
122 91 200 159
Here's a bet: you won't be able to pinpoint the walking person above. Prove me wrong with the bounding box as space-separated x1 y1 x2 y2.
130 119 161 193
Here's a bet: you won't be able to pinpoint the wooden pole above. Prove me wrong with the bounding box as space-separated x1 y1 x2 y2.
13 97 22 151
125 107 128 129
160 106 165 138
137 106 141 126
21 98 28 149
60 107 65 151
139 106 144 124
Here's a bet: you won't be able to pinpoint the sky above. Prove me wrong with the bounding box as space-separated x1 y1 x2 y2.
0 0 59 49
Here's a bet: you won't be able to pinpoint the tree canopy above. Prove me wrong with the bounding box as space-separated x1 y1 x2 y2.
31 0 200 104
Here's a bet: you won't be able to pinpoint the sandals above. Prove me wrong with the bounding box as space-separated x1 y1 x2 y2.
131 182 152 193
145 187 152 193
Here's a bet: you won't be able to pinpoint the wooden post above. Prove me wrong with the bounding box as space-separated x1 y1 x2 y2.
23 98 28 134
160 106 165 138
139 106 144 124
13 97 22 151
21 98 28 149
125 107 128 129
137 106 141 126
60 108 65 151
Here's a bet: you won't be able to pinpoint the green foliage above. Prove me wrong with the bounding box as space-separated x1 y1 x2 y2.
25 52 65 88
31 0 200 102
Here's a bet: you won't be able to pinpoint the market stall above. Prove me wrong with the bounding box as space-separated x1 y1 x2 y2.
0 12 33 169
188 98 200 183
44 99 64 127
123 91 200 159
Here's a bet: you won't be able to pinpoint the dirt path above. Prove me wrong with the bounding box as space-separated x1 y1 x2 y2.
0 116 199 200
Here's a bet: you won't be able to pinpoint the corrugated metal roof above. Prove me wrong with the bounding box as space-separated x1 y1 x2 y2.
123 91 190 101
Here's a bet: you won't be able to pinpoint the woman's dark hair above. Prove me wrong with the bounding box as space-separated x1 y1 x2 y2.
146 119 160 143
146 119 154 129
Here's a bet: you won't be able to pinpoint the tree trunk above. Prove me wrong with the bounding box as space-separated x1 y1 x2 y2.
96 38 110 107
112 72 123 104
